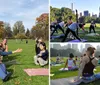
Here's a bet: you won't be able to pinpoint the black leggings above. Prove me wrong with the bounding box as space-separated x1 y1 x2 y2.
51 24 65 36
50 25 58 33
62 28 81 42
89 25 96 33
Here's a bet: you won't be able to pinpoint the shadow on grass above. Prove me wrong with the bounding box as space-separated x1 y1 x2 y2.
2 54 21 68
3 54 21 62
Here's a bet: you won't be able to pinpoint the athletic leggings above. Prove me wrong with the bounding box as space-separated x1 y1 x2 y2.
89 25 96 33
50 25 58 33
62 28 81 42
51 24 65 36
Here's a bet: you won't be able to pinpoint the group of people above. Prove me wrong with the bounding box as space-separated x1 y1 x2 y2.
50 17 96 42
34 38 49 66
50 17 85 42
0 39 22 82
61 46 100 82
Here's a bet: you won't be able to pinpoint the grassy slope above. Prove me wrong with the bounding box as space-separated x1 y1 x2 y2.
0 39 49 85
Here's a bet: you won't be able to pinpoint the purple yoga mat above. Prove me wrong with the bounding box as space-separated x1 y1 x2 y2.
51 34 65 39
68 39 87 42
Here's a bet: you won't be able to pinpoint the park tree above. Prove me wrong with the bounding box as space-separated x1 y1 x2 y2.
0 21 5 38
4 22 13 38
50 6 76 23
25 28 30 38
31 13 49 40
13 21 25 36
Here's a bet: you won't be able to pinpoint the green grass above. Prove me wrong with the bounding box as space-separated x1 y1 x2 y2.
0 39 49 85
50 57 100 85
51 23 100 42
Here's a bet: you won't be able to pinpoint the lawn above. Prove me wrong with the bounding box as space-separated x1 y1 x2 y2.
50 57 100 85
51 23 100 42
0 39 49 85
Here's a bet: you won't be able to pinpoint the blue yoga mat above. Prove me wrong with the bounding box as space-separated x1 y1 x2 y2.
51 34 65 39
68 39 87 42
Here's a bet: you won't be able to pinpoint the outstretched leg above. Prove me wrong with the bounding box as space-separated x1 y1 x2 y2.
50 26 58 36
92 27 96 33
70 30 81 41
57 25 65 34
89 25 92 33
62 28 70 42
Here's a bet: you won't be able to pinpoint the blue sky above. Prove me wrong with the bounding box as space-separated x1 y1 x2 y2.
51 0 100 16
0 0 49 30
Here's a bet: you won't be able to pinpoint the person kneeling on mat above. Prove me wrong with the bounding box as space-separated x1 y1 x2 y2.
62 22 82 42
74 47 99 82
34 42 48 66
63 53 78 70
0 49 22 82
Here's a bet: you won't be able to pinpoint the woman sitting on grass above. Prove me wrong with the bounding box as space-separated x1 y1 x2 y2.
0 48 22 82
63 53 78 70
34 42 48 66
74 47 100 82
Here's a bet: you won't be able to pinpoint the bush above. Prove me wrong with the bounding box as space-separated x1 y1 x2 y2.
15 33 27 39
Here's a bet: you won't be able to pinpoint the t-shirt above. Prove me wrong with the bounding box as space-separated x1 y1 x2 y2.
68 22 79 31
40 50 48 61
51 22 56 26
59 21 64 28
68 59 74 67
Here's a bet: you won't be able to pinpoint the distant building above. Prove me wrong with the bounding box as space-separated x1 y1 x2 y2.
84 10 89 16
71 3 75 14
85 44 92 50
71 3 73 11
67 44 71 49
92 14 97 18
72 44 79 51
99 7 100 17
80 12 82 17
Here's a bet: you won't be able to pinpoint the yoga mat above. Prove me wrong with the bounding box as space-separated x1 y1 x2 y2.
59 68 68 71
50 74 55 77
68 39 87 42
51 74 100 85
86 33 99 36
51 34 65 39
51 64 62 66
24 68 49 76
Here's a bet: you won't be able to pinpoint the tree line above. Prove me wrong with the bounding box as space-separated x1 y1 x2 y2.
50 48 100 58
0 13 49 40
50 6 100 23
50 6 76 22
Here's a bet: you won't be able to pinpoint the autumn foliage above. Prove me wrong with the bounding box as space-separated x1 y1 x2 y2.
31 13 49 40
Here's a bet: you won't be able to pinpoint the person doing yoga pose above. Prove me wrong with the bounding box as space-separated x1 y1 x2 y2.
63 53 78 70
74 47 99 82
